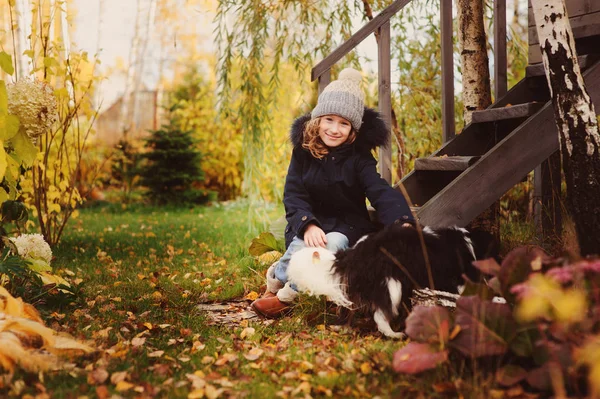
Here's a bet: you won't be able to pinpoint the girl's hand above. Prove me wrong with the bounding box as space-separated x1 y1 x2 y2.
304 224 327 248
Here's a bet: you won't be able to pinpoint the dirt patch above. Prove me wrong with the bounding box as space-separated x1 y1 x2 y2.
197 299 274 327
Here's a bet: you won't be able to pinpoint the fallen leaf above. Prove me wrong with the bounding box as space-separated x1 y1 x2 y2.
240 327 255 339
360 362 372 374
245 291 259 301
243 348 263 361
110 371 128 384
115 381 135 392
88 368 109 385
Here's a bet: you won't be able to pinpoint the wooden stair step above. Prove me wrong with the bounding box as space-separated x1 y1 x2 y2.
414 156 480 171
526 54 600 78
471 102 544 123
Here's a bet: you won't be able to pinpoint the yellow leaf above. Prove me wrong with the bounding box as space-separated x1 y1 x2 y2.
554 289 587 323
188 389 205 399
115 381 135 392
360 362 372 374
0 144 7 181
244 291 259 301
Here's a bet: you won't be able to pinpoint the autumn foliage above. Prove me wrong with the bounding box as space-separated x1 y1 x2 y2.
393 245 600 397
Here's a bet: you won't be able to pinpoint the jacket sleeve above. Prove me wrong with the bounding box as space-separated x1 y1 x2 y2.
356 151 415 226
283 148 320 238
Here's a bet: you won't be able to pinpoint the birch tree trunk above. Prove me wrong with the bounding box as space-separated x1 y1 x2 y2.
458 0 499 239
531 0 600 256
119 0 144 137
132 0 157 132
13 0 33 80
58 0 74 108
457 0 492 125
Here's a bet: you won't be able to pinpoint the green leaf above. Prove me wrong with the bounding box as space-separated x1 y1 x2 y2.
248 232 281 256
1 200 28 223
10 131 37 167
0 114 20 140
27 258 52 273
0 52 13 75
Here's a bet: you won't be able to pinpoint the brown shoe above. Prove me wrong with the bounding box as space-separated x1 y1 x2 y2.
262 291 276 299
251 296 292 319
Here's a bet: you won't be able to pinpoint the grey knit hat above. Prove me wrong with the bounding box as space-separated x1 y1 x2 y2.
311 68 365 130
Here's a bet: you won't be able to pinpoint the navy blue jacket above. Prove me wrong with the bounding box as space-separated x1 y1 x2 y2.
284 107 415 248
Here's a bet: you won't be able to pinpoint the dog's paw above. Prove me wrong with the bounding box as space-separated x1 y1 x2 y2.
383 331 406 339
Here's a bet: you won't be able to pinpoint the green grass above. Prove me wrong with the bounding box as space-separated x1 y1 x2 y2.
2 201 502 398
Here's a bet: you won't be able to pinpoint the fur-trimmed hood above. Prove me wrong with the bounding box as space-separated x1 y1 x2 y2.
290 107 389 151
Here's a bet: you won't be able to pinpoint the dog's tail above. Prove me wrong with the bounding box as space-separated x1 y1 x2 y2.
287 247 353 308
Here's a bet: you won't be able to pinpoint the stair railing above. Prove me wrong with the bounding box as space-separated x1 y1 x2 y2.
310 0 507 184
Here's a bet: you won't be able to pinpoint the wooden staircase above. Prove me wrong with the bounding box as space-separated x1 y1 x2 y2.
310 0 600 233
404 54 600 227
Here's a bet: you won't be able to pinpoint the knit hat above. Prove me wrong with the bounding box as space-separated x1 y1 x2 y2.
311 68 365 130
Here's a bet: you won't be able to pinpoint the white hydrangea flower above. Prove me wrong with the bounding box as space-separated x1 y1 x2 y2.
9 233 53 265
6 79 58 139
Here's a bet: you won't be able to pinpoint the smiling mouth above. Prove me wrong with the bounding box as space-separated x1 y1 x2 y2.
325 133 341 140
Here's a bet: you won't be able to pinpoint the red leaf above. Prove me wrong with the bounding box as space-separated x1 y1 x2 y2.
405 306 452 345
495 364 527 387
451 296 515 357
499 246 549 303
472 258 501 276
392 342 448 374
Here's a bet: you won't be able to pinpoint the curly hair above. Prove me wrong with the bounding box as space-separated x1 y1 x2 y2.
302 117 357 159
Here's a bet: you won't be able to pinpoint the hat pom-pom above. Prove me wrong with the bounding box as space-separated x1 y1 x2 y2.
338 68 362 83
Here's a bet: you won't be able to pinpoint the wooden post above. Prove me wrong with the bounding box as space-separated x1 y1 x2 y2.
318 69 331 94
441 0 455 142
378 21 392 184
494 0 507 99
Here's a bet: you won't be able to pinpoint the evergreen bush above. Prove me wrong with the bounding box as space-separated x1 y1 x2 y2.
139 123 207 205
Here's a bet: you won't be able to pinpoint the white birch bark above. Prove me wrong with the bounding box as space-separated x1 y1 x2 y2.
531 0 600 256
457 0 492 125
132 0 158 131
58 0 75 108
13 0 33 80
119 0 144 136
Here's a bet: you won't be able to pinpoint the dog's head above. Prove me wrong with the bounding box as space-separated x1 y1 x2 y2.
290 246 336 268
432 226 499 282
467 229 500 262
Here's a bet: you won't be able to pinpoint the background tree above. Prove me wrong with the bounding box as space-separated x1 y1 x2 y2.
457 0 499 239
531 0 600 256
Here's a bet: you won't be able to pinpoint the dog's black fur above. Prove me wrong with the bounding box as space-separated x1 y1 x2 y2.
331 224 498 333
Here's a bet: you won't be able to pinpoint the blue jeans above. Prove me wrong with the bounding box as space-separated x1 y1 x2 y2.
274 232 349 285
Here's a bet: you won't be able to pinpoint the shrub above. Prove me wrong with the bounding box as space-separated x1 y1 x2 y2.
393 246 600 397
139 123 207 205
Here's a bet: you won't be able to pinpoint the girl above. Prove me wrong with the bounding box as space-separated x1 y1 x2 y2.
251 68 415 318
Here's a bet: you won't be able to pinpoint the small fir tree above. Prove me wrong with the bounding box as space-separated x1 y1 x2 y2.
140 123 206 205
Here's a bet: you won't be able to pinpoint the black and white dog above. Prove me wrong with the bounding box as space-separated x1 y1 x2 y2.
287 224 497 338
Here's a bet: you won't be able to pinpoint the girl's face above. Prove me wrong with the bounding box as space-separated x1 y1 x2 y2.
318 115 352 148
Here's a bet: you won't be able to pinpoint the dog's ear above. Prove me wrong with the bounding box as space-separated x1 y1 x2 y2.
312 251 321 264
